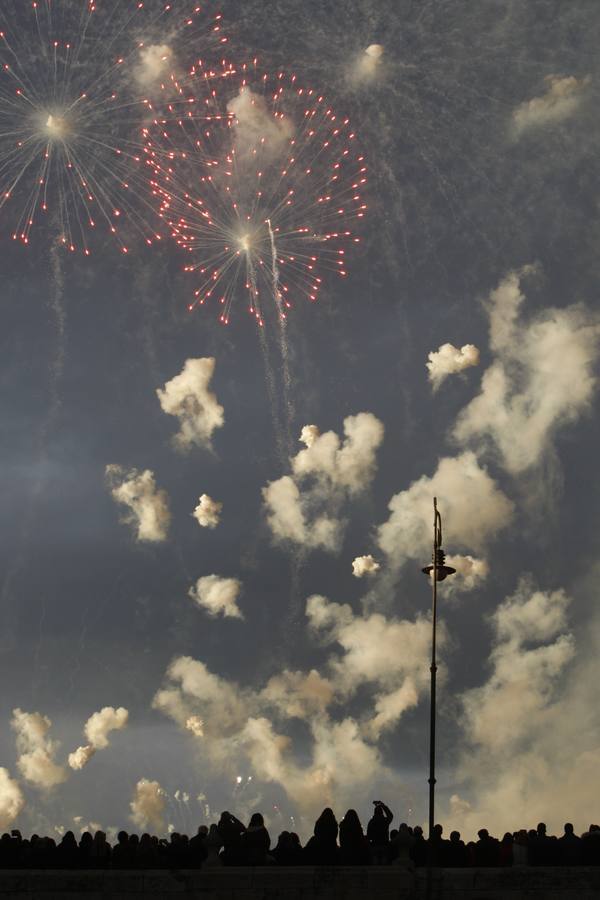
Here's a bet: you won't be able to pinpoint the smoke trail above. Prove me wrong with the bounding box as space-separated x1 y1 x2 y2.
247 251 288 466
0 241 67 663
267 218 294 446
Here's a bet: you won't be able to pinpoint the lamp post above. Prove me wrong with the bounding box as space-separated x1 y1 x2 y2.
421 497 455 847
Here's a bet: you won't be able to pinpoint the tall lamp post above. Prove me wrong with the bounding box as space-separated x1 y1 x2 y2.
421 497 455 845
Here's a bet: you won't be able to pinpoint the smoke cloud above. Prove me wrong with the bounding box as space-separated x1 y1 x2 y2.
376 452 513 569
105 465 170 543
84 706 129 750
444 554 489 594
427 343 480 390
351 44 385 84
135 44 174 88
352 554 380 578
227 87 294 159
454 269 600 474
443 578 588 838
263 413 384 552
130 779 166 831
156 358 224 453
192 494 222 529
11 709 67 790
69 707 129 771
189 575 244 619
512 75 591 136
0 768 25 830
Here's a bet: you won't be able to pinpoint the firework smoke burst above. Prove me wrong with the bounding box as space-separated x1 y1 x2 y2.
144 60 367 325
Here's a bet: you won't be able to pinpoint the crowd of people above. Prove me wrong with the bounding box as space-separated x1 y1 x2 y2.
1 803 599 869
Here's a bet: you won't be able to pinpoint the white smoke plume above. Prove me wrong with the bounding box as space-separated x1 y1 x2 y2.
352 554 380 578
84 706 129 750
105 466 170 543
444 554 489 594
189 575 243 619
0 768 25 830
263 412 384 552
135 44 174 88
443 578 585 838
454 268 600 474
192 494 222 529
260 670 335 719
69 707 129 771
512 74 591 136
130 779 167 831
376 452 513 570
227 87 294 159
351 44 385 84
11 709 67 790
156 358 224 453
427 343 480 390
68 745 96 771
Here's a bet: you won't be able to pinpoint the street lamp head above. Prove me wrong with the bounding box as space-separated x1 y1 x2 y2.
421 548 456 582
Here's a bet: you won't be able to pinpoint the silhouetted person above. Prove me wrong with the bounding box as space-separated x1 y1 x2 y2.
410 825 428 867
89 831 111 869
581 824 600 866
242 813 271 865
475 829 499 867
558 823 581 866
273 831 304 866
390 823 414 867
367 801 393 864
112 831 132 869
339 810 369 865
136 833 157 869
79 832 93 868
498 832 513 867
512 830 529 866
427 823 448 867
304 808 339 865
446 830 468 867
205 824 223 866
56 831 79 868
218 811 246 866
189 826 208 868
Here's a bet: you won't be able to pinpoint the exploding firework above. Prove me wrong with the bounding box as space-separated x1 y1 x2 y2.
144 61 367 325
0 1 227 254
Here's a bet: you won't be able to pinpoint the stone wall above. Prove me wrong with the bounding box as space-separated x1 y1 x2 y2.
0 866 598 899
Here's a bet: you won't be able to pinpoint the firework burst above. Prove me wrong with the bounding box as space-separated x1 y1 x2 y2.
0 1 227 254
144 61 367 325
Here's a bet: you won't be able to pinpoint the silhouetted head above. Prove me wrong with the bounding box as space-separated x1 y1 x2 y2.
342 809 362 830
290 832 301 846
564 823 574 835
537 822 546 835
414 825 424 838
198 826 208 836
80 832 93 847
62 831 77 847
433 824 443 838
117 831 128 845
450 831 461 842
478 829 489 840
390 829 399 840
502 832 513 844
129 834 139 847
249 813 264 828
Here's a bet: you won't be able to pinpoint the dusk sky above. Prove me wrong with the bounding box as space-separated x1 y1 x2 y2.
1 0 599 842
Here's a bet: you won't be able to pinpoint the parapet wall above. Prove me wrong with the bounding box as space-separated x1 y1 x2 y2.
0 866 599 899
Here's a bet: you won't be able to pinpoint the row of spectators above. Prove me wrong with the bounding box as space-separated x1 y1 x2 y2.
1 804 599 869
